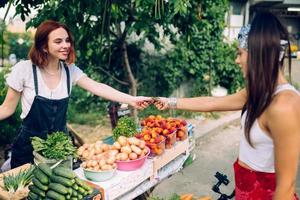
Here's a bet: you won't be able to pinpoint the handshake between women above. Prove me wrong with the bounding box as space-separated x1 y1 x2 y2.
135 97 175 110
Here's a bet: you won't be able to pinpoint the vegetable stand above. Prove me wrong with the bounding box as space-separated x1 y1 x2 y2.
74 124 193 200
0 120 194 200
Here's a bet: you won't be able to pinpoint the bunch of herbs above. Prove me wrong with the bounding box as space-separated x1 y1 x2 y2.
31 132 77 160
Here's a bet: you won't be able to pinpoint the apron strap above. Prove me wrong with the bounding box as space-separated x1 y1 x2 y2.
63 62 70 95
32 64 39 95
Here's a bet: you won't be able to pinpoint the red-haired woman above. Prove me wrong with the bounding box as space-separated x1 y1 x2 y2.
154 12 299 200
0 20 150 169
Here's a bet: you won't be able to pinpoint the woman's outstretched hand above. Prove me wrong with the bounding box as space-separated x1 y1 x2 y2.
131 96 153 110
153 97 169 110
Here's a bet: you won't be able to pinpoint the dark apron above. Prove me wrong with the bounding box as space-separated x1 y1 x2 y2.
11 63 70 168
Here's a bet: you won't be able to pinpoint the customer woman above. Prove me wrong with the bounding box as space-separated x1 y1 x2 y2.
0 20 150 169
154 12 300 200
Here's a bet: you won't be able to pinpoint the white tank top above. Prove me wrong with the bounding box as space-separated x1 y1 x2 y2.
239 83 300 173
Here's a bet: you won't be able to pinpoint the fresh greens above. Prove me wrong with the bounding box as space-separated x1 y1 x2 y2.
3 165 35 193
31 132 77 160
112 116 138 140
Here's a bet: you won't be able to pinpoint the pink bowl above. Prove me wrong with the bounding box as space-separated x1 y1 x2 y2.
116 147 150 171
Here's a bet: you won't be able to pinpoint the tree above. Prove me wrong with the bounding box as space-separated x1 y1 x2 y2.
1 0 242 119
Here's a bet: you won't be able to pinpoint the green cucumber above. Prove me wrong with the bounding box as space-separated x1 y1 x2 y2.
34 168 49 185
38 163 52 177
48 183 69 195
53 167 76 179
46 190 66 200
32 177 48 191
29 185 46 198
77 187 85 194
75 177 91 191
72 190 78 196
50 175 74 187
72 183 78 190
28 192 39 200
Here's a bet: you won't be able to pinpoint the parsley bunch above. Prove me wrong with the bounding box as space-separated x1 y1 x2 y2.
31 132 77 160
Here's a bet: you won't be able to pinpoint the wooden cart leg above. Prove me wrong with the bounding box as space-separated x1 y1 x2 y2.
133 186 156 200
67 124 84 147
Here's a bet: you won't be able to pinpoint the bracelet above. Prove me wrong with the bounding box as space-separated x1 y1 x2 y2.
168 97 177 109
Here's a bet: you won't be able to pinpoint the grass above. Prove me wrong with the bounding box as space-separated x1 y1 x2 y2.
67 108 108 126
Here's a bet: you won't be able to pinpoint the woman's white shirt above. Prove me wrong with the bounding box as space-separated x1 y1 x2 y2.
6 60 86 119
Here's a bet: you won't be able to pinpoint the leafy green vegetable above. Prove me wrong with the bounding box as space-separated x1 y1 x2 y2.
3 165 35 194
112 116 138 140
31 132 77 160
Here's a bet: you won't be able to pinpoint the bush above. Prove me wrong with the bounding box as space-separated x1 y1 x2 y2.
0 66 22 146
112 116 137 140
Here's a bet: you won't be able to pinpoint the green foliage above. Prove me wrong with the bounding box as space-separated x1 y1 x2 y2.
112 116 137 140
8 0 243 124
6 31 33 60
31 131 77 160
214 42 244 93
0 65 22 145
0 22 32 60
0 21 9 59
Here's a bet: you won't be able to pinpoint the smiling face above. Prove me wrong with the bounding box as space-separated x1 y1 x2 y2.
235 47 248 77
46 27 71 62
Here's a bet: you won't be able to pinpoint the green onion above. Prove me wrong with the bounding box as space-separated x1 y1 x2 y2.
3 165 35 193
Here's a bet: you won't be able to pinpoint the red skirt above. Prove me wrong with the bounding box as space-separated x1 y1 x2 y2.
234 160 299 200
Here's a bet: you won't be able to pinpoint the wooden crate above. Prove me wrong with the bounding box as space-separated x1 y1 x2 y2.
152 138 189 179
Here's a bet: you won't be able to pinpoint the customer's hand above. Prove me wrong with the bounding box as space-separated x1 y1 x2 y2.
153 97 169 110
130 96 153 110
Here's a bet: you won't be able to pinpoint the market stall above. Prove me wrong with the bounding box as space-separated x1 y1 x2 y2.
74 137 190 200
73 115 194 200
0 115 194 200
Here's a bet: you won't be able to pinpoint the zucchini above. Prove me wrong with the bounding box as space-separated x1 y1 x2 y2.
66 194 71 199
53 167 76 179
38 163 52 177
29 185 46 198
46 190 66 200
28 191 39 200
50 175 74 187
32 177 48 191
34 168 49 185
48 183 69 195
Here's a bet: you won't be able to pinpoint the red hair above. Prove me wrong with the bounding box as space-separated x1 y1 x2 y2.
28 20 76 68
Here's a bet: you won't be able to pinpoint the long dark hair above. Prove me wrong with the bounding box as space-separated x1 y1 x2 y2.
244 12 291 146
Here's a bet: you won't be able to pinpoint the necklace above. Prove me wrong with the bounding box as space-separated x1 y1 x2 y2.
43 65 61 76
